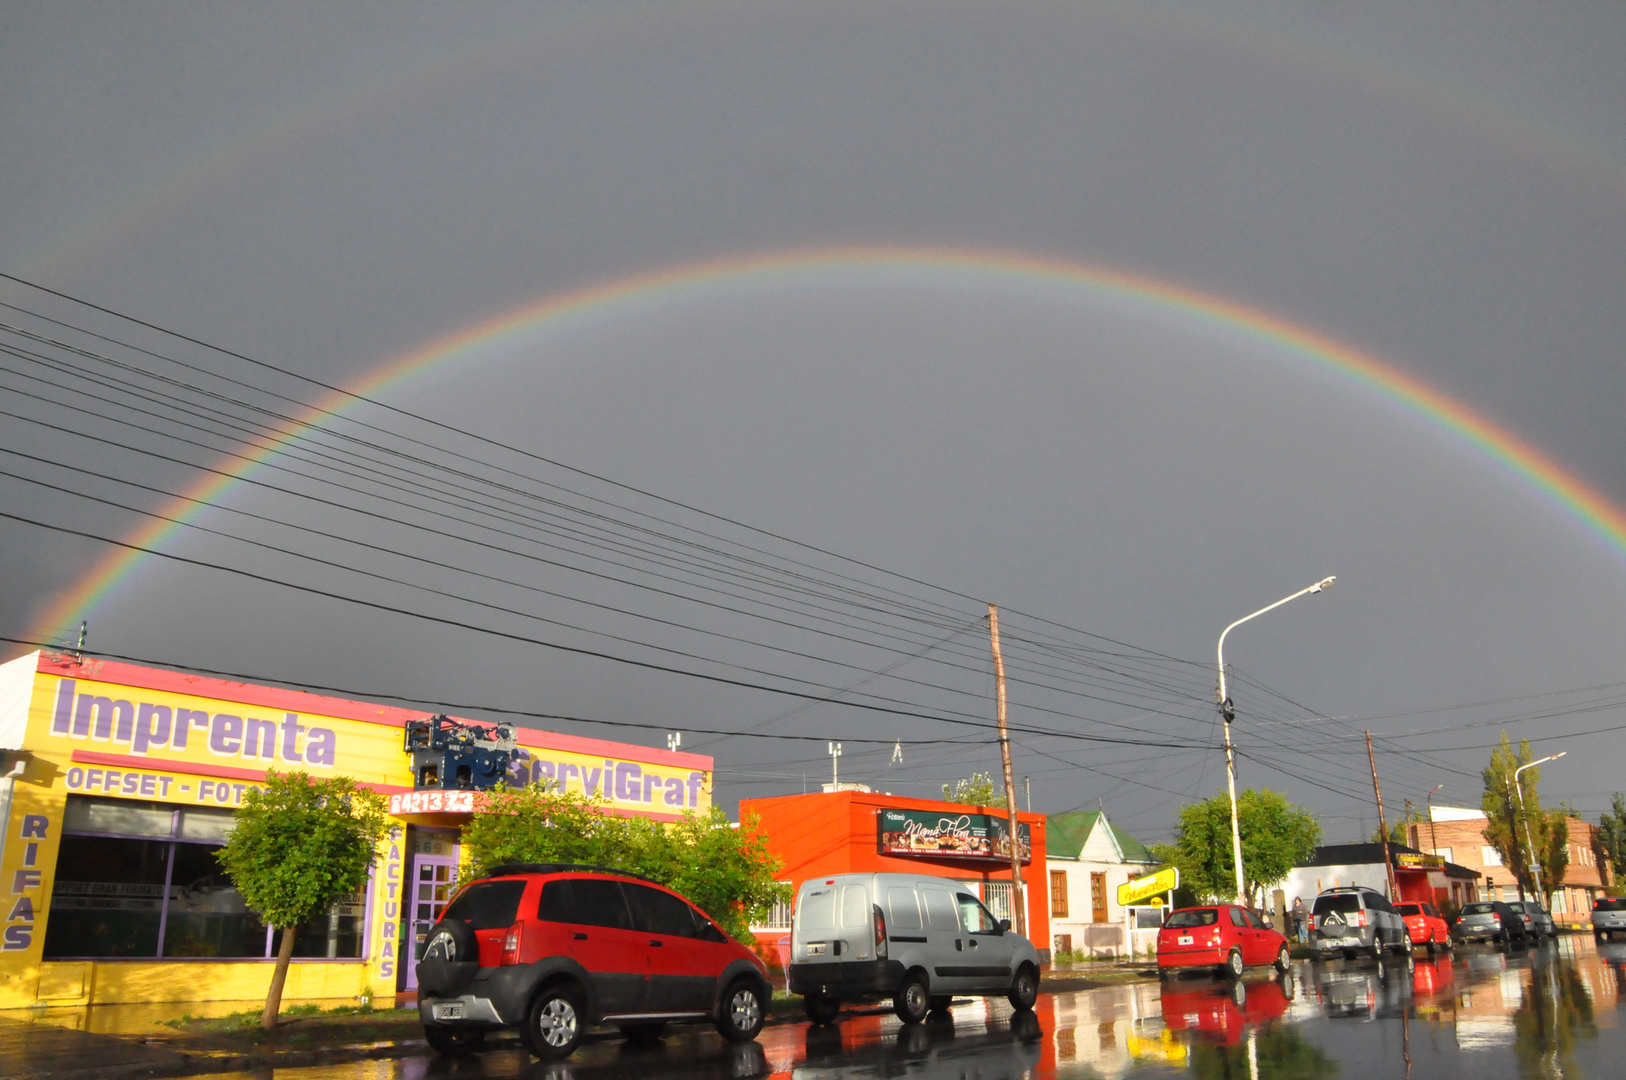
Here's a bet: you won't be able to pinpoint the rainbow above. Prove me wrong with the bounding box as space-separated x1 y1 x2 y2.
32 246 1626 640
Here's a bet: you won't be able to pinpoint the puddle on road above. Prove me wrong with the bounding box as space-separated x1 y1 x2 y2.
190 936 1626 1079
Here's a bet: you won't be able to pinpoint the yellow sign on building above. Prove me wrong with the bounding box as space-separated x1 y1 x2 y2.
1117 866 1179 906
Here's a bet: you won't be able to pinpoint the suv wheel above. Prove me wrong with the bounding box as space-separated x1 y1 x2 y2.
524 986 584 1060
894 973 931 1024
424 1024 485 1057
1007 966 1038 1011
804 994 841 1025
716 979 766 1043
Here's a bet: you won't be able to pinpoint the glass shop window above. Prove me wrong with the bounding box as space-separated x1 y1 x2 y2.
43 795 366 961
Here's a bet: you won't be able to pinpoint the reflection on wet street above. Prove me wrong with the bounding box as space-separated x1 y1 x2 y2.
210 936 1626 1079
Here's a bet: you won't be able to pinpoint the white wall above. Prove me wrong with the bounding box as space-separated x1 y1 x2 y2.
1279 862 1389 906
0 652 38 750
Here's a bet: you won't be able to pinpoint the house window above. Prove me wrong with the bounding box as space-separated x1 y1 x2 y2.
1434 847 1453 864
1481 847 1503 867
42 795 365 961
1050 871 1068 918
753 886 794 930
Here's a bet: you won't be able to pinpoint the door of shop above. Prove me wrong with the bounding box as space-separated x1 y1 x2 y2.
403 854 459 992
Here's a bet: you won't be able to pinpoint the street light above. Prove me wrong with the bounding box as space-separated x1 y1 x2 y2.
1217 576 1336 905
1513 752 1566 905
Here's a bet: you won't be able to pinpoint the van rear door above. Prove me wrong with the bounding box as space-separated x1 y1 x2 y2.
794 883 839 962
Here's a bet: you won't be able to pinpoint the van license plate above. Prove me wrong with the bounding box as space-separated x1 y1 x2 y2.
807 943 826 955
439 1003 464 1020
1177 936 1193 945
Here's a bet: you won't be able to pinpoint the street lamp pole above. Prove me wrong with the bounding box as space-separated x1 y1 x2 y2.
1216 577 1336 906
1513 753 1566 905
1427 784 1443 857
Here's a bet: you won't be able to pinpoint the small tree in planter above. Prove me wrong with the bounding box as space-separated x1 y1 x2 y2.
216 771 388 1029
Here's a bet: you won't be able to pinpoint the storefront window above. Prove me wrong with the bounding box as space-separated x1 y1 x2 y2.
43 796 366 961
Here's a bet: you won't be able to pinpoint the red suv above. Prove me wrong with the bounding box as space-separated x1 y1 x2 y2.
414 864 771 1060
1394 902 1452 955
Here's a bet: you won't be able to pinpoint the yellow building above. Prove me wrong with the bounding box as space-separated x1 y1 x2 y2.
0 649 711 1012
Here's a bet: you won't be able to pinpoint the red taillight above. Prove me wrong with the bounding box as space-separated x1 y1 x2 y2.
874 905 887 957
1354 912 1367 927
501 922 523 965
1492 914 1501 924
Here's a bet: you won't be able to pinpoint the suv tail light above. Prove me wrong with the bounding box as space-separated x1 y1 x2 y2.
1354 911 1367 928
874 905 887 958
1492 914 1501 925
501 921 523 965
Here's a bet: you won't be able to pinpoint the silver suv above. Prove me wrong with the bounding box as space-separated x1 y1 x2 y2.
1594 897 1626 942
1310 887 1410 960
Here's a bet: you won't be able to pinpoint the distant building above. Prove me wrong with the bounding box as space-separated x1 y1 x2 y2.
1278 841 1480 910
1044 809 1159 958
1407 805 1612 925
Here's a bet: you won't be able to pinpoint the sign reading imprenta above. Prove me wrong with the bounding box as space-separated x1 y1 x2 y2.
1117 866 1179 906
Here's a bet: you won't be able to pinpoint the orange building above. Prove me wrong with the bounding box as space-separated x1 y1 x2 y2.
741 790 1049 965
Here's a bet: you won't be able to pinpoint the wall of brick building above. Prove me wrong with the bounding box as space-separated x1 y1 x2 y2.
1407 813 1612 923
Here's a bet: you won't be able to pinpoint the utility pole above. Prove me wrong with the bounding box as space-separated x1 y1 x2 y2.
1427 784 1442 856
1024 776 1032 813
1366 731 1400 901
988 605 1026 936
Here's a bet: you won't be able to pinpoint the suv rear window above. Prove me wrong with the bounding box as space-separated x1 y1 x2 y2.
1314 895 1361 915
1165 909 1218 928
1595 898 1626 912
1462 902 1496 915
442 880 526 930
539 878 633 929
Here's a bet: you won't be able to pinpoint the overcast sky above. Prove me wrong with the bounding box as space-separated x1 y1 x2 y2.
2 1 1623 843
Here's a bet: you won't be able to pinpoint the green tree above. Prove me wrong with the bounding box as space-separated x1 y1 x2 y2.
216 771 388 1029
942 771 1001 807
457 782 790 942
1597 793 1626 891
1150 789 1321 907
1481 733 1567 903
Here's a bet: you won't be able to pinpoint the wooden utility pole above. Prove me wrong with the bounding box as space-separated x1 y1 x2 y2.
988 605 1026 936
1366 730 1400 901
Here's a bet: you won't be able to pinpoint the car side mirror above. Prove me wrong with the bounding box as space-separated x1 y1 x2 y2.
997 919 1012 934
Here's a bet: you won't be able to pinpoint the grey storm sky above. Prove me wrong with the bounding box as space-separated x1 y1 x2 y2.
1 1 1623 842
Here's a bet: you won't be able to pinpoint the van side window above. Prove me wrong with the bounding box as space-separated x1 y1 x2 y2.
921 888 959 931
956 893 1000 935
840 884 870 928
800 889 836 930
887 887 923 930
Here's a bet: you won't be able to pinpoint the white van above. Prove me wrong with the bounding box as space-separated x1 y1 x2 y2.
787 873 1041 1024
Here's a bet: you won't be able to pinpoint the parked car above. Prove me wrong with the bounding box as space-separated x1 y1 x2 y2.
1593 897 1626 941
788 873 1041 1024
1156 905 1291 980
1505 901 1556 938
1452 900 1529 946
414 864 771 1060
1394 901 1452 955
1309 887 1410 960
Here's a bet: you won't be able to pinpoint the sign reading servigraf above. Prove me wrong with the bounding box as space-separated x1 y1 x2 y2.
1396 852 1443 869
1117 866 1179 906
877 808 1031 863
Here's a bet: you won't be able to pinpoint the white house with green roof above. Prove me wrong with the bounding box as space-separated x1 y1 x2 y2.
1045 809 1160 957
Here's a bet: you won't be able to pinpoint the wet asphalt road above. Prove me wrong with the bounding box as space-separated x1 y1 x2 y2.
213 935 1626 1079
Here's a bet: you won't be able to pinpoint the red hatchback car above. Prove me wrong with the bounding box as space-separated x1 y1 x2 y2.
1394 902 1452 955
414 864 771 1060
1157 905 1291 980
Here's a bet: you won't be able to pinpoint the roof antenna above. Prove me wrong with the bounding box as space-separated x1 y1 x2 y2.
891 741 903 765
75 620 86 664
